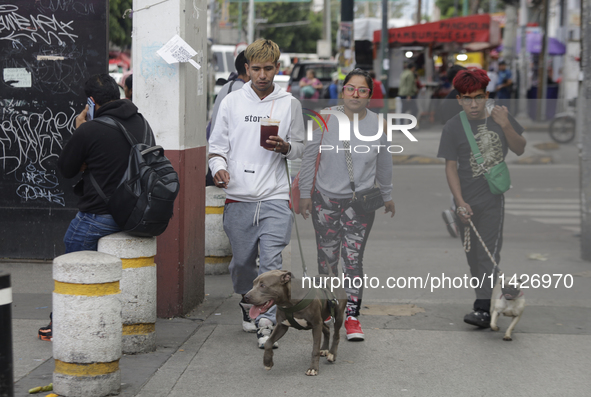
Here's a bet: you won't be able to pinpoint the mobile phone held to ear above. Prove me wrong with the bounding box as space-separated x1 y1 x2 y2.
86 97 95 121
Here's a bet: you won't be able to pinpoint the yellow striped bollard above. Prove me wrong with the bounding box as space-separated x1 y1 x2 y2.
205 186 232 274
98 232 157 354
53 251 122 397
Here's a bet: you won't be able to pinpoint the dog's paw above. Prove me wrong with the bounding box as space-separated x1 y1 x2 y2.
503 336 513 341
319 350 329 357
305 368 318 376
327 353 335 362
490 325 499 331
264 366 272 370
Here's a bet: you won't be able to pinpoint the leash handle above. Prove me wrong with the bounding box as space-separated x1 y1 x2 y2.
285 159 308 278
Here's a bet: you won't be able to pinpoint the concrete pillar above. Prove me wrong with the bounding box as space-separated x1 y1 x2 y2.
0 272 13 397
205 186 232 275
98 233 157 354
53 251 122 397
133 0 208 317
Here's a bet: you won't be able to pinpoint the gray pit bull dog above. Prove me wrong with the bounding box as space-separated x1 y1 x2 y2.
244 269 347 376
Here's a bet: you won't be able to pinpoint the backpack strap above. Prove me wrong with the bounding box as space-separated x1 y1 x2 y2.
87 115 154 204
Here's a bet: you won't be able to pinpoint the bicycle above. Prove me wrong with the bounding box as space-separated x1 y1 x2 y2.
549 98 576 144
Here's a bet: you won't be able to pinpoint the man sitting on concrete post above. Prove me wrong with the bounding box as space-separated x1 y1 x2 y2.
35 74 157 341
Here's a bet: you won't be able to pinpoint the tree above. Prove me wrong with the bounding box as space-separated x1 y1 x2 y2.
436 0 505 18
228 1 338 54
109 0 133 48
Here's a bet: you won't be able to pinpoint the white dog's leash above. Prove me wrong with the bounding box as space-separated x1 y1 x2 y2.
457 206 499 273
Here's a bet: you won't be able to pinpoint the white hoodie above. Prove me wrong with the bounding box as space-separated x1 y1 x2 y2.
208 81 305 202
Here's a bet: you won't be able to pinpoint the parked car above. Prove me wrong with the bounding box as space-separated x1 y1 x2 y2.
287 61 337 99
212 45 237 96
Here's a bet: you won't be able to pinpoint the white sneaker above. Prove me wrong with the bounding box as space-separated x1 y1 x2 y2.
239 301 257 333
256 318 278 349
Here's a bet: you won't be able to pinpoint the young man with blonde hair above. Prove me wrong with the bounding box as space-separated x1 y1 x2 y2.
208 39 305 348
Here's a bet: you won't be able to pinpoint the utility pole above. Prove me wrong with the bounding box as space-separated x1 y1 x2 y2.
503 2 517 63
581 0 591 260
324 0 332 57
536 0 549 120
518 0 528 116
339 0 355 74
379 0 389 112
248 0 254 43
417 0 422 23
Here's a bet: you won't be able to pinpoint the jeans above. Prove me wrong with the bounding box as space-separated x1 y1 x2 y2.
63 212 121 253
457 196 504 312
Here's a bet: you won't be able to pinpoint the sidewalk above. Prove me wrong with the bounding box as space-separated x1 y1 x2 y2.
7 253 591 397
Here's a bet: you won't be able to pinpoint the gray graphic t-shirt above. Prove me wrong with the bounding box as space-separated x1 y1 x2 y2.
437 112 524 205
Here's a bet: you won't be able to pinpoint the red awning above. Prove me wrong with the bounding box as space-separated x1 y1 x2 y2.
374 14 498 47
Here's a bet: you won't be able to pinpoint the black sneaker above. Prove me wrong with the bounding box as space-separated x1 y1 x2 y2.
464 310 491 328
238 301 257 333
38 312 52 341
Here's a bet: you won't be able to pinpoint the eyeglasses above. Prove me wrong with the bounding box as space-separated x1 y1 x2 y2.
460 95 487 105
343 85 371 98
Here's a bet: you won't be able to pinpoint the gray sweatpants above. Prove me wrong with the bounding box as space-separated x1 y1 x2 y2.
223 199 292 324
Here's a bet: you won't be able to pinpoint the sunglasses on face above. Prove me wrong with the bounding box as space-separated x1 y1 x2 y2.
343 85 371 98
460 95 487 105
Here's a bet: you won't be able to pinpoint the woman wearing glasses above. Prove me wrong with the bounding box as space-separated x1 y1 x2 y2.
298 69 395 342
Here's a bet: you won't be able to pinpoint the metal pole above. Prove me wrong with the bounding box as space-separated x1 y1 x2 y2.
518 0 528 116
248 0 254 43
380 0 389 113
581 0 591 260
238 2 243 42
463 0 468 16
324 0 332 57
417 0 422 23
536 0 549 121
0 272 14 397
339 0 355 74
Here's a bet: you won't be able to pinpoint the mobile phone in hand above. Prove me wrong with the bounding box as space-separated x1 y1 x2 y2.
86 97 95 121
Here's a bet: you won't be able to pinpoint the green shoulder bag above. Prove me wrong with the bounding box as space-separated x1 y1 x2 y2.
459 111 511 195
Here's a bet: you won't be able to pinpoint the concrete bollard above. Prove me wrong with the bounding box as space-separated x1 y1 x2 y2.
53 251 122 397
205 186 233 275
0 272 14 397
98 232 157 354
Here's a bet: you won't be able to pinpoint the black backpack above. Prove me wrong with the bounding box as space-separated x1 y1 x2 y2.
321 85 331 99
90 116 180 237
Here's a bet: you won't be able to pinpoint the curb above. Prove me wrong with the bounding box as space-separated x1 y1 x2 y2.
533 142 561 151
392 155 444 165
512 154 554 164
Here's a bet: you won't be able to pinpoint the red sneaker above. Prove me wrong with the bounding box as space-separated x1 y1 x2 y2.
345 317 365 341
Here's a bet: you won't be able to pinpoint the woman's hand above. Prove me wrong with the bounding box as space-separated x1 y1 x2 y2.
299 198 313 220
384 200 395 218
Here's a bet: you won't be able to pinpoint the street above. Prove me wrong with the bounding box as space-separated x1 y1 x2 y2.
7 130 591 396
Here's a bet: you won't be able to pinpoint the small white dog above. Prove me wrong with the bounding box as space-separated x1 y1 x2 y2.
490 272 525 341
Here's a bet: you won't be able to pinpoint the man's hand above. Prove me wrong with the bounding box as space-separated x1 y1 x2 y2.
265 136 290 155
456 203 473 224
490 105 510 128
75 105 89 128
214 170 230 188
299 198 313 220
384 200 395 218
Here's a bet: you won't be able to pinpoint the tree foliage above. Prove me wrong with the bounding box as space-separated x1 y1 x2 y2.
436 0 505 19
228 2 338 54
109 0 133 48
